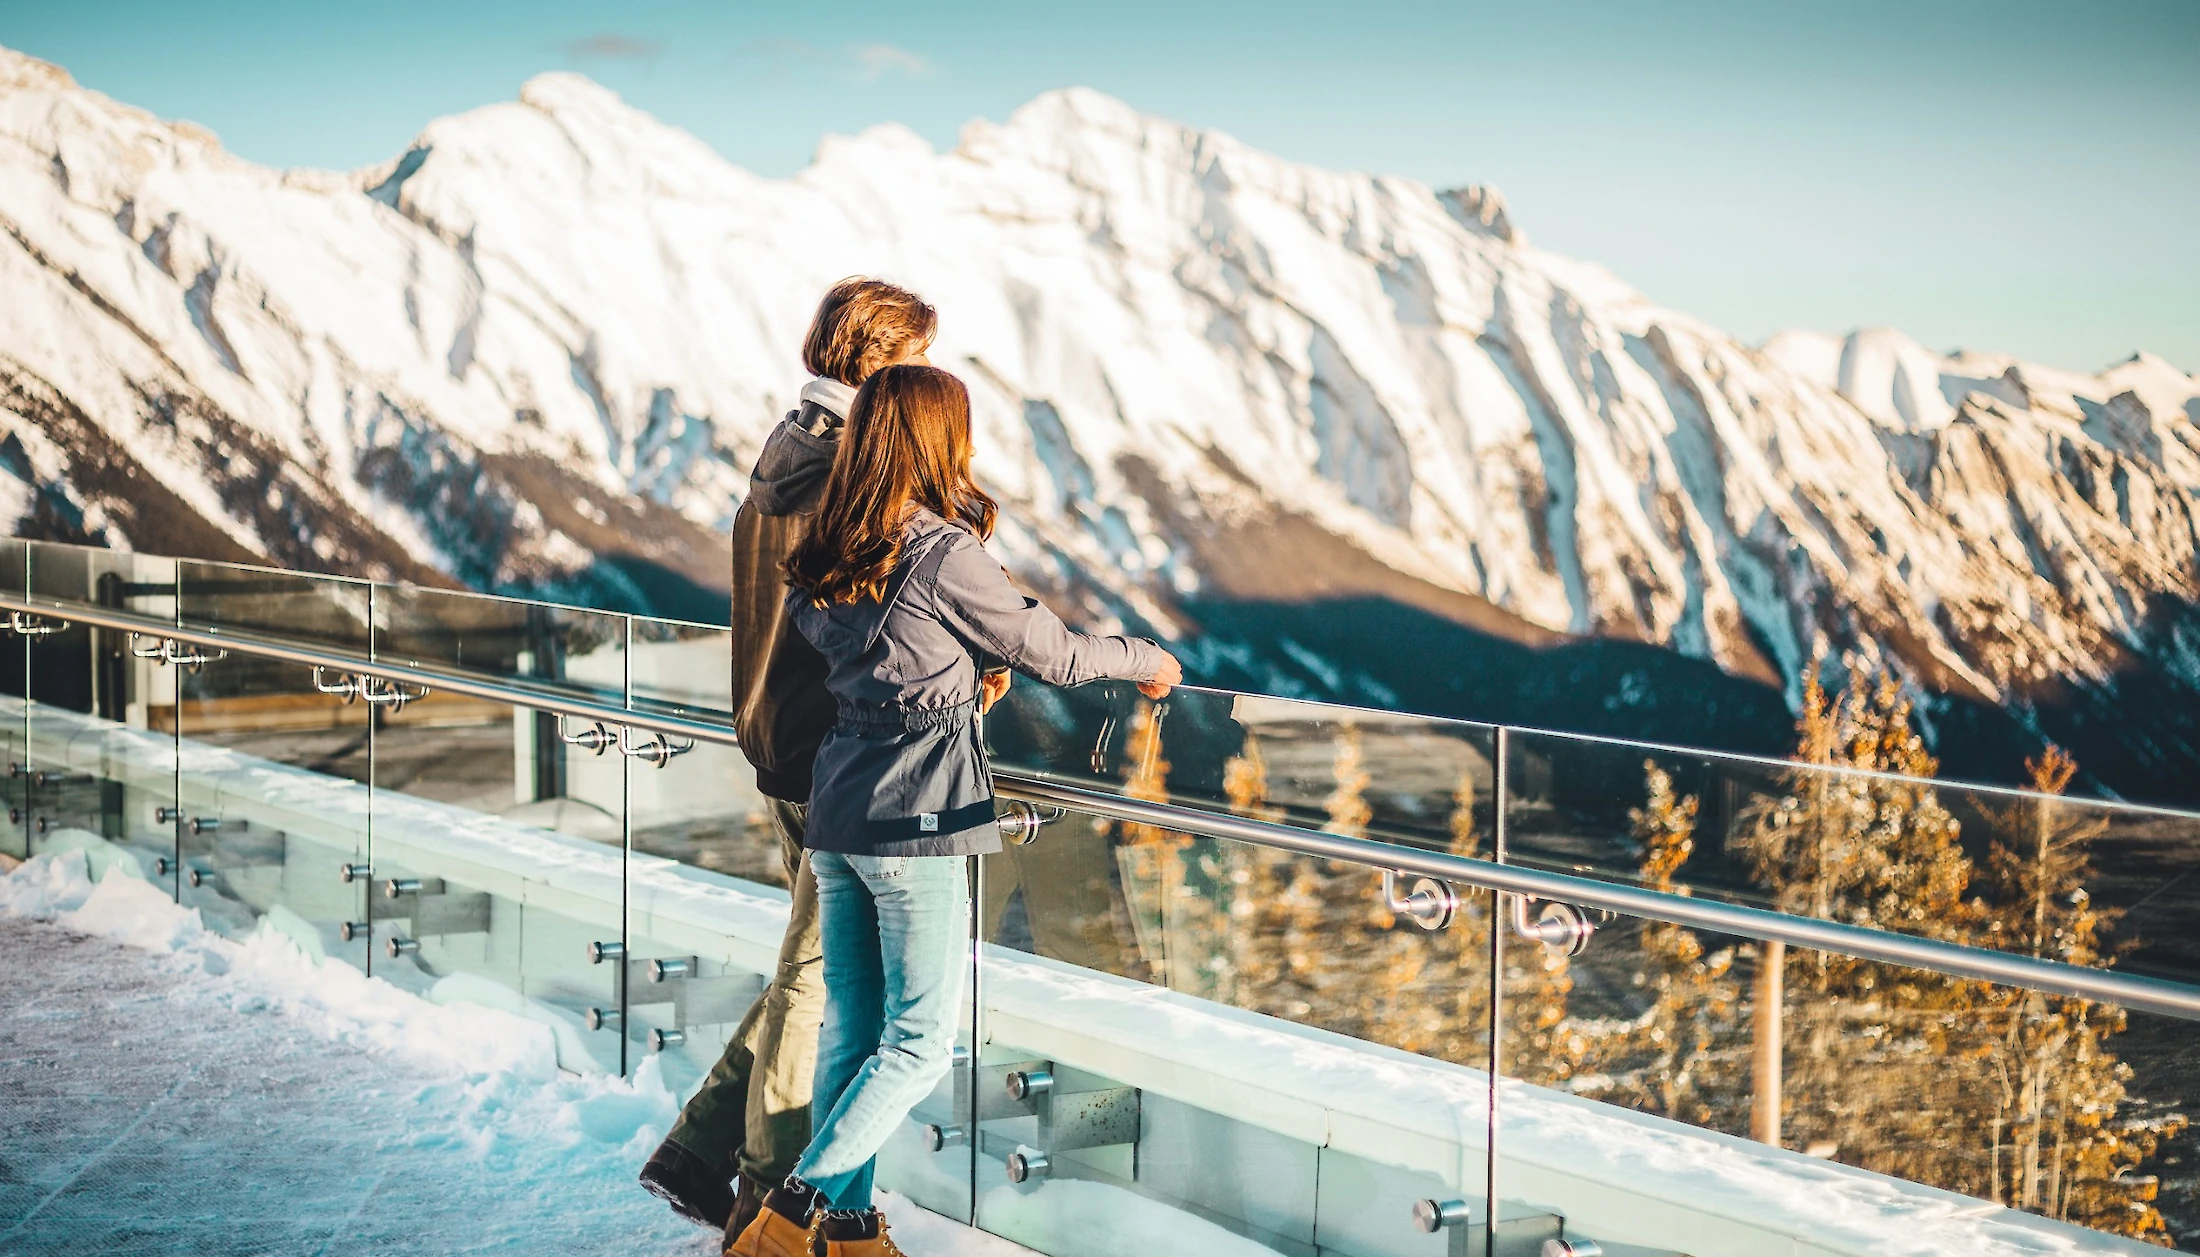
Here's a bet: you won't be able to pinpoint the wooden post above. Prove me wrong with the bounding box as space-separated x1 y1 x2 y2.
1751 939 1785 1145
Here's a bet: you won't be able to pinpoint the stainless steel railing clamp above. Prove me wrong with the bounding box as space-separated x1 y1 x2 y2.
1384 869 1460 931
1510 894 1596 959
557 718 692 766
558 716 617 755
360 676 429 711
163 641 223 669
128 635 223 668
379 876 489 938
995 799 1063 846
9 611 64 637
648 957 695 982
586 940 626 965
312 667 362 703
584 1007 621 1031
997 1062 1139 1185
338 862 373 884
1413 1200 1601 1257
1415 1199 1472 1234
338 921 370 942
386 936 420 958
618 726 694 768
650 1028 685 1051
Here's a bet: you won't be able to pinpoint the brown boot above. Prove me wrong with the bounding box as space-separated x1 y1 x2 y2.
817 1209 906 1256
723 1182 821 1257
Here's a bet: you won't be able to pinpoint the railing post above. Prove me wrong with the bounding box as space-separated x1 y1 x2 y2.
1487 725 1507 1256
1752 939 1785 1146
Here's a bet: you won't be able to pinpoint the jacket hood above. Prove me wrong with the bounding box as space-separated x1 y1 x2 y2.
745 379 857 517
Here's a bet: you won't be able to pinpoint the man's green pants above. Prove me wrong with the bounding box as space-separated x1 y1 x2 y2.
665 798 824 1184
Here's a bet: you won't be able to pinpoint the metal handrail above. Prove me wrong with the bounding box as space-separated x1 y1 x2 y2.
8 590 2200 1023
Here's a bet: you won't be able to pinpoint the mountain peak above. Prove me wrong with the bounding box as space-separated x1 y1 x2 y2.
517 72 642 128
0 45 73 92
1011 86 1151 133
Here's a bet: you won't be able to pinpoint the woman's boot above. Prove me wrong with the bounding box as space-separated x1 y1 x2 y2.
723 1180 821 1257
816 1209 906 1256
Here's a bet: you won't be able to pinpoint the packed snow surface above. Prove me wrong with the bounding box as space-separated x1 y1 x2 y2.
0 847 1035 1256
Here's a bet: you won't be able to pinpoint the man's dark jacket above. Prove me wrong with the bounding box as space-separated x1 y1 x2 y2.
731 385 851 801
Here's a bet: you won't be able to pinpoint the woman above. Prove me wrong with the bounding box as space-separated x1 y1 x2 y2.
727 364 1180 1257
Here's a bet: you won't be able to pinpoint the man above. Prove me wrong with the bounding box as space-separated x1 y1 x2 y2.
640 277 938 1238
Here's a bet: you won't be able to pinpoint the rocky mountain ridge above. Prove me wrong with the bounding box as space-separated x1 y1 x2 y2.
3 46 2196 800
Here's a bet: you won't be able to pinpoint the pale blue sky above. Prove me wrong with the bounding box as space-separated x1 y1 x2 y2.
3 0 2195 372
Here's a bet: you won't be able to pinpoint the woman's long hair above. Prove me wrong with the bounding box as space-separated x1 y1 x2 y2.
784 364 998 606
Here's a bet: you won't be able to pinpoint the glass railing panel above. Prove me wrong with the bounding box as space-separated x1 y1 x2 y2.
626 615 736 725
984 682 1501 856
0 541 26 858
2 677 173 885
175 558 369 653
171 656 372 964
21 538 174 623
621 633 776 1088
968 793 1501 1257
373 583 629 711
622 619 768 877
1501 728 2200 988
1498 898 2195 1253
364 705 625 1075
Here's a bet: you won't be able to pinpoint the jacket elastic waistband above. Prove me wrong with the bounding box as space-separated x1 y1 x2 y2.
832 697 979 735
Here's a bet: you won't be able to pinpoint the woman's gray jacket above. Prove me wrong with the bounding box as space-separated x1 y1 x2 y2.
789 507 1167 858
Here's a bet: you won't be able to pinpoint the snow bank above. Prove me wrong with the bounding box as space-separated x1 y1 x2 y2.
0 847 1034 1257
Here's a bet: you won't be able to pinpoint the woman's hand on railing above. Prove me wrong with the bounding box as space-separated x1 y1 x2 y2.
1137 652 1183 700
979 668 1012 713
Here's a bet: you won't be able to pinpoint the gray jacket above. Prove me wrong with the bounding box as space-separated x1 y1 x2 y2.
790 507 1167 857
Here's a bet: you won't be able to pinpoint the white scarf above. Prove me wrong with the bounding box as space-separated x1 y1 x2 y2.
798 377 857 433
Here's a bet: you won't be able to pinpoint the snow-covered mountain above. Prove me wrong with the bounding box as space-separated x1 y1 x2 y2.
3 46 2197 801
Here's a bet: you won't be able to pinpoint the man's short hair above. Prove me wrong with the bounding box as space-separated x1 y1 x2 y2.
802 278 939 386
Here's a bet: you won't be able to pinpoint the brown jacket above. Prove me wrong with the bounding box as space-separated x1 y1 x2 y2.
731 395 846 800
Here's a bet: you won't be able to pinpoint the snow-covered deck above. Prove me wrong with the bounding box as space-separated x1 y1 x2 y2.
3 696 2157 1257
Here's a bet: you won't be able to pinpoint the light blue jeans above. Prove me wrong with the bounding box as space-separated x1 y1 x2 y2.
793 850 970 1211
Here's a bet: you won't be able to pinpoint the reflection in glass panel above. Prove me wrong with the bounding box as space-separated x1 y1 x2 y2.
1508 892 2196 1250
22 539 175 623
624 619 773 880
1503 727 2200 988
971 791 1504 1257
175 558 370 652
374 584 628 709
985 682 1500 857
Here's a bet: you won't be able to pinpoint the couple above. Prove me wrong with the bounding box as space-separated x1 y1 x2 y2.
638 278 1182 1257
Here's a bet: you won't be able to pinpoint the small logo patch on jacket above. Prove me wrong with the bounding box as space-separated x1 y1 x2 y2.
919 813 939 832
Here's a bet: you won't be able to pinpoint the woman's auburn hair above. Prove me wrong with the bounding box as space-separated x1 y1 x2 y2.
802 277 938 387
784 364 999 606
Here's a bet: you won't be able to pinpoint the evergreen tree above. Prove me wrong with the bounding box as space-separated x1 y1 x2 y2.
1737 664 2002 1190
1571 762 1748 1126
1976 747 2185 1242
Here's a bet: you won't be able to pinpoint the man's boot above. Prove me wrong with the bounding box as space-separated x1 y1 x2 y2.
639 1136 737 1229
817 1209 906 1256
724 1180 822 1257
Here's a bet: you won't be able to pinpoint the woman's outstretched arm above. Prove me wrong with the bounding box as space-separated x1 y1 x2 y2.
927 534 1174 690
